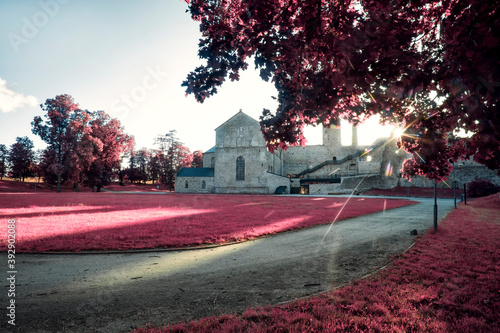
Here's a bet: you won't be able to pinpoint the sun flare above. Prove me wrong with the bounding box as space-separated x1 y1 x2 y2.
394 127 405 138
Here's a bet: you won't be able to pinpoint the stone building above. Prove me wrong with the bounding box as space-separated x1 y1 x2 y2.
176 110 402 194
176 110 500 194
177 111 290 194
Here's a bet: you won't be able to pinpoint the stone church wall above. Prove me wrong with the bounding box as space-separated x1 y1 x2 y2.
215 111 266 149
175 177 214 193
203 152 215 168
213 111 272 193
214 146 269 192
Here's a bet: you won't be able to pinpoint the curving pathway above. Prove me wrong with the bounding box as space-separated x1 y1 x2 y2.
2 196 455 333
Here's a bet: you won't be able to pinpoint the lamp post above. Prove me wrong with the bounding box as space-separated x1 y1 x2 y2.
459 164 463 201
453 162 457 209
433 180 438 231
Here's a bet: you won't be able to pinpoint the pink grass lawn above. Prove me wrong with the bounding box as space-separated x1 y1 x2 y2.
0 192 416 252
133 193 500 333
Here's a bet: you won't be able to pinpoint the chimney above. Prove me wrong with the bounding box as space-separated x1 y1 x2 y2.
352 125 358 147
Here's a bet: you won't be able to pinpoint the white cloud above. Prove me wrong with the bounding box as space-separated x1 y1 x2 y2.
0 78 37 113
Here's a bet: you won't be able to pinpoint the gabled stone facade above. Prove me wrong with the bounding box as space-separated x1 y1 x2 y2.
176 110 289 194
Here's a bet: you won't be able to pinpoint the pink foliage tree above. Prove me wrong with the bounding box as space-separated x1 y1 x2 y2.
81 111 134 191
33 95 134 192
191 150 204 168
32 94 80 192
182 0 500 180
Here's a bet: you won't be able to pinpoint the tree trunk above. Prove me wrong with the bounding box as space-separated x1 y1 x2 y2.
75 183 79 192
57 174 61 193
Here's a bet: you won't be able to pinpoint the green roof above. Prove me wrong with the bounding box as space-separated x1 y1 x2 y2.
176 168 214 177
204 146 216 153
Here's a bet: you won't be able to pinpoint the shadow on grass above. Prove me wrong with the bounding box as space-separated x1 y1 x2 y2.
0 193 417 252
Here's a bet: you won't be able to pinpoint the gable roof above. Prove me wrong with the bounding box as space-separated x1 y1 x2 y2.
176 167 214 178
204 146 215 153
214 109 258 131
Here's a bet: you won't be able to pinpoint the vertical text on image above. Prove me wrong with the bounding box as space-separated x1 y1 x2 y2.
7 218 17 326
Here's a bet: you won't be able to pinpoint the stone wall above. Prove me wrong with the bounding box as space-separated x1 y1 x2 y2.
203 152 215 168
400 161 500 188
283 145 365 177
215 186 269 194
269 150 284 175
283 141 388 180
175 176 214 193
308 183 344 195
265 172 290 194
455 164 500 186
340 175 393 192
283 145 330 176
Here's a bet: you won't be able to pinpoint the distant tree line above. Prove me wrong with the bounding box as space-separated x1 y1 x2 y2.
0 138 38 182
122 130 203 191
0 94 203 192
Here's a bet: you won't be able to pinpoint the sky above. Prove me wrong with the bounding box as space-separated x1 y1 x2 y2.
0 0 393 154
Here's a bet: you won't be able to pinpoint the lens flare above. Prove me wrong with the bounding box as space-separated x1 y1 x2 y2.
385 162 393 177
322 176 367 242
394 127 404 138
361 147 374 156
441 180 451 189
414 151 426 163
328 168 340 176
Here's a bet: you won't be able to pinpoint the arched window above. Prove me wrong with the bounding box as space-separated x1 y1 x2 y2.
236 156 245 181
202 180 206 189
184 180 189 188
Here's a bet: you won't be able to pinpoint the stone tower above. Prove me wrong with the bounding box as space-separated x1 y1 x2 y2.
322 125 342 147
352 125 358 147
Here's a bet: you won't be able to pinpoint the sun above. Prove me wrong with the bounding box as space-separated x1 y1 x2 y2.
394 127 405 138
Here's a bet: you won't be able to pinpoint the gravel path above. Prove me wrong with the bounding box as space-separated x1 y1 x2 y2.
1 196 455 333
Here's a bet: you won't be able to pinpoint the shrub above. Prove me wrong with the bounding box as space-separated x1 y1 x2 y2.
467 178 500 198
